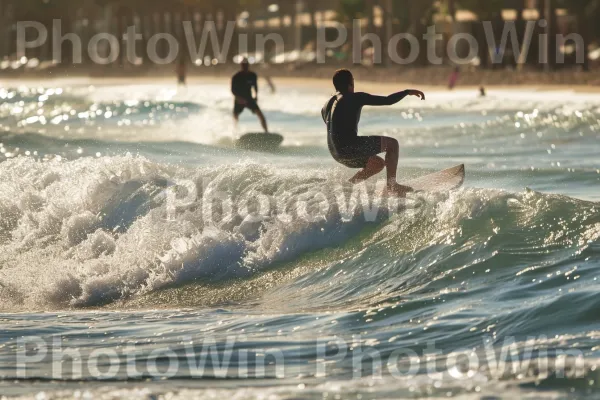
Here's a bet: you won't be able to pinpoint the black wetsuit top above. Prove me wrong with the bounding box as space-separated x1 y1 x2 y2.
232 71 258 100
321 91 410 161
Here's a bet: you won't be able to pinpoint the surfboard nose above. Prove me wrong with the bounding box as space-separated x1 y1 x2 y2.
403 164 466 193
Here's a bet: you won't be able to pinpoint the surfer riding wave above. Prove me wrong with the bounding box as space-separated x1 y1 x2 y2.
321 69 425 197
232 58 269 133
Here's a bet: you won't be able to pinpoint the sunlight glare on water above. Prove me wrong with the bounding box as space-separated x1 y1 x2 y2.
0 79 599 399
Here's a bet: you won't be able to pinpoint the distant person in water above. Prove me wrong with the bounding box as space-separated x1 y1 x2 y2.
176 55 187 86
232 58 268 133
321 69 425 197
479 86 487 97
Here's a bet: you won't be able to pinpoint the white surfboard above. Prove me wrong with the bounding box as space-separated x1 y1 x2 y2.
402 164 465 193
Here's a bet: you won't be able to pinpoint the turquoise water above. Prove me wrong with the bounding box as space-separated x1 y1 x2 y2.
0 80 599 399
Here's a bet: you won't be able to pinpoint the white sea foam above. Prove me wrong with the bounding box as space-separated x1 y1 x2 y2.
0 155 400 309
0 79 598 311
1 153 594 312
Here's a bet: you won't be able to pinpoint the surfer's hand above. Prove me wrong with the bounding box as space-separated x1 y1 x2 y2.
408 90 425 100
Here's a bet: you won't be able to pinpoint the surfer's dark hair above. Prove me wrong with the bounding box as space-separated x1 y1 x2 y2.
333 69 353 92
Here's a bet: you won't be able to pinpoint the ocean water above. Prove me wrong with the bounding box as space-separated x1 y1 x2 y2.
0 79 599 399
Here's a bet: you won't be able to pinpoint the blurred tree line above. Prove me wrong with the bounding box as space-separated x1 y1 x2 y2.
335 0 598 70
0 0 597 70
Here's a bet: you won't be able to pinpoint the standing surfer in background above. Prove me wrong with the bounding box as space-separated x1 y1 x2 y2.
322 69 425 197
232 58 269 133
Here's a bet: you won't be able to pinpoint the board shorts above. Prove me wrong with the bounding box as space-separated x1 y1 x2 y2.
331 136 382 169
234 98 259 115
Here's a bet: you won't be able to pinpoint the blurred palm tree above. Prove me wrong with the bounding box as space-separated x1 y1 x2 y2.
386 0 436 66
11 0 84 62
338 0 366 22
334 0 366 61
455 0 504 68
336 0 438 66
557 0 599 71
456 0 504 19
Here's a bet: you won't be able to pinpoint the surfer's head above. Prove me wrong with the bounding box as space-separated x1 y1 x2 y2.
241 58 250 72
333 69 354 94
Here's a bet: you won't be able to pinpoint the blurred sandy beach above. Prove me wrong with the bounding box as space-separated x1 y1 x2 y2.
3 69 600 96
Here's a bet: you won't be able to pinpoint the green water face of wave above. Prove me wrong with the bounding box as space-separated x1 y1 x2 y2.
134 187 600 314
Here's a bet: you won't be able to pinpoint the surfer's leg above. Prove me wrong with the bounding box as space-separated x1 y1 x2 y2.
381 137 399 184
233 112 240 131
349 156 385 184
381 137 413 195
255 108 269 133
233 102 244 129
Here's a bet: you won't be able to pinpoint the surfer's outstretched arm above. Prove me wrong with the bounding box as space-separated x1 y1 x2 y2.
357 90 425 106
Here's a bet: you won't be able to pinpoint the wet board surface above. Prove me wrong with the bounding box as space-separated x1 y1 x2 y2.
402 164 465 193
236 132 283 151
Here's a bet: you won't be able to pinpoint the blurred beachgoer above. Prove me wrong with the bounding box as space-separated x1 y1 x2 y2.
232 58 269 133
479 86 487 97
448 67 460 90
176 55 187 86
321 69 426 197
265 75 276 93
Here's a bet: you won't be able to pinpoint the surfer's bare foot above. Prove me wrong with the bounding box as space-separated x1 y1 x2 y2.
386 183 414 197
